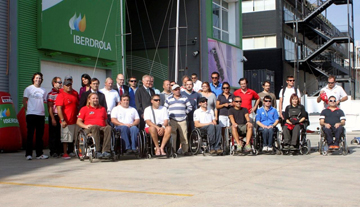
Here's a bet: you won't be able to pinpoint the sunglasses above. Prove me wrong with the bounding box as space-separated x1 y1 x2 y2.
211 76 218 79
222 87 229 89
234 101 242 103
287 79 295 82
65 84 72 87
328 82 335 84
56 81 62 84
129 80 137 83
329 100 336 103
264 100 271 102
152 99 160 102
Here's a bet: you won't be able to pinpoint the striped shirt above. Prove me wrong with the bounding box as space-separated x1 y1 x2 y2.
164 94 192 122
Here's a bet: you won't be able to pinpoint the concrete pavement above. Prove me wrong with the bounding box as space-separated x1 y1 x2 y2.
0 133 360 207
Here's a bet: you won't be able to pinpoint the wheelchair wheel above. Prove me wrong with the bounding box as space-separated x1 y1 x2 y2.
341 137 349 156
189 129 201 155
300 139 311 155
223 127 231 155
75 130 87 161
137 131 146 158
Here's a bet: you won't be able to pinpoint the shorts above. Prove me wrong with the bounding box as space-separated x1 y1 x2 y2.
218 115 230 127
61 124 77 143
237 124 247 135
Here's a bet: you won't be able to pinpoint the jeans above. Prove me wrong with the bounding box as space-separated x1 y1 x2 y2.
322 125 344 146
259 127 274 147
201 125 222 150
115 125 139 150
26 115 45 157
48 115 62 155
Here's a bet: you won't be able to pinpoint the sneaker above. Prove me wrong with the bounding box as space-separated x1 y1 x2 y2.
268 147 273 152
51 153 58 158
132 149 139 154
125 149 133 155
62 154 71 160
183 152 192 156
333 145 339 149
216 149 223 155
329 145 335 149
96 152 103 158
283 145 290 150
177 148 183 155
244 144 252 152
36 154 49 159
262 146 268 152
26 155 32 160
102 152 111 158
209 149 217 155
69 152 76 157
236 144 243 152
289 146 296 150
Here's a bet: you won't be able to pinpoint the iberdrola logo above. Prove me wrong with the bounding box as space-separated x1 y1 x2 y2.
0 108 10 119
69 13 86 33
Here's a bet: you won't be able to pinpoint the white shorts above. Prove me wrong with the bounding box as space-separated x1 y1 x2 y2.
61 124 77 143
218 115 230 127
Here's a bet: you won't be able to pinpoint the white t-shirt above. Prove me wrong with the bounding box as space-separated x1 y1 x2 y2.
193 108 214 124
279 87 301 112
111 105 139 124
23 85 47 116
193 80 203 92
100 88 120 114
144 106 169 128
320 85 347 108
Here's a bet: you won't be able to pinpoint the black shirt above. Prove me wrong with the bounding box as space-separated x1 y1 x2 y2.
217 93 233 116
284 105 306 121
320 108 346 126
228 107 248 125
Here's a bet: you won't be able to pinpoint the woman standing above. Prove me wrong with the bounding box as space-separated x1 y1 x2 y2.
200 82 217 120
216 82 233 128
79 74 91 99
23 72 48 160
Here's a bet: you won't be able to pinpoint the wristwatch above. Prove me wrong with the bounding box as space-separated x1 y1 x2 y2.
61 119 65 122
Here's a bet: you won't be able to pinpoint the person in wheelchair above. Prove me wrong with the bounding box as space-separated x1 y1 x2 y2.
144 94 172 156
319 96 346 150
228 96 253 153
193 97 223 155
77 93 112 158
255 95 279 152
283 93 306 150
111 94 140 155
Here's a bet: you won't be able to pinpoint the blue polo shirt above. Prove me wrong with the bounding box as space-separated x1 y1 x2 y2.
210 82 223 97
255 106 279 126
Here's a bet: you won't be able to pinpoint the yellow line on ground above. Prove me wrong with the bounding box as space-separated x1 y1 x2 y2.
0 182 193 197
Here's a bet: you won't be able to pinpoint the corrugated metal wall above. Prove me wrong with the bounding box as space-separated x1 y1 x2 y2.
18 0 39 109
0 0 9 92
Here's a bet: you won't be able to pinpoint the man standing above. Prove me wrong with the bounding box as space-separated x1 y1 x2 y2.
210 72 223 97
279 76 301 119
56 78 79 159
181 75 190 92
160 80 172 106
111 94 140 154
77 93 112 158
191 73 202 92
150 76 161 94
135 75 155 128
144 94 172 155
47 77 62 157
193 97 222 155
229 96 253 153
100 77 120 122
114 74 130 96
317 75 348 108
79 78 107 111
257 81 277 108
164 84 192 155
128 76 138 108
255 95 279 152
233 78 260 115
319 96 346 149
181 80 201 136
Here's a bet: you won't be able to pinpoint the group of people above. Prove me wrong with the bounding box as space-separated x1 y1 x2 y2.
23 71 348 160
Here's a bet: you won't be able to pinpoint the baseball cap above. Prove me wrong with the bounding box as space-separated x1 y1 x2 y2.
63 79 72 86
172 84 180 90
64 75 73 80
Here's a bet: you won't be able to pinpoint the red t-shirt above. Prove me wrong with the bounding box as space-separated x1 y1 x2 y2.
233 88 259 113
78 105 107 127
55 91 79 125
60 88 79 101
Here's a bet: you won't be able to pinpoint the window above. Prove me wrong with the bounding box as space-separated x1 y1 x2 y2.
242 0 276 13
243 35 277 50
212 0 238 44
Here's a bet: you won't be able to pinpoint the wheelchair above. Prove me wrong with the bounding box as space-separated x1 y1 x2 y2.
112 128 145 159
189 127 226 156
141 130 177 158
253 126 280 155
225 126 256 156
275 123 311 155
318 127 349 156
74 128 119 162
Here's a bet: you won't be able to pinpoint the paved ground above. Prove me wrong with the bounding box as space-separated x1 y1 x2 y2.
1 133 360 207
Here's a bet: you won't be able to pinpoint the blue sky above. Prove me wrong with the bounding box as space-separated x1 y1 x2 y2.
324 1 359 46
